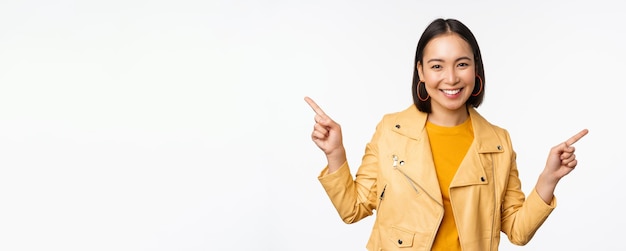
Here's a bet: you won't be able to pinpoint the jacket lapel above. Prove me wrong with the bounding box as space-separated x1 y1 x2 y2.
390 106 443 205
450 108 504 188
389 106 505 199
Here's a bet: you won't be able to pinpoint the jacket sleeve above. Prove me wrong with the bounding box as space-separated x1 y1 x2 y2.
500 132 557 245
317 119 384 224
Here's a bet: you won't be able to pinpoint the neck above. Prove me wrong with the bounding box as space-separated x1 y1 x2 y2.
427 106 469 127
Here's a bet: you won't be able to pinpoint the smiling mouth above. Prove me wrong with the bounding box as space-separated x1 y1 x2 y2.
442 88 462 95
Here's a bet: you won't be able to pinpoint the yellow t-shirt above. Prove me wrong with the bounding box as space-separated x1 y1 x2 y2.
426 117 473 251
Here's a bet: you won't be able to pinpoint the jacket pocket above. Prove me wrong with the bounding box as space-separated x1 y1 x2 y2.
389 225 415 248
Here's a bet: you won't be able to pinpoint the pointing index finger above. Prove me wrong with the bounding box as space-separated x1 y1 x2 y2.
565 129 589 146
304 96 326 116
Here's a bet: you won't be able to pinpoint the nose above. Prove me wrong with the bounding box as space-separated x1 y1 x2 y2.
444 69 459 85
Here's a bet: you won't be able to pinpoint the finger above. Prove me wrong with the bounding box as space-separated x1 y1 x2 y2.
565 129 589 146
560 151 573 160
561 153 576 164
304 96 327 116
312 130 327 141
313 123 329 136
314 114 325 124
566 159 578 168
316 115 338 128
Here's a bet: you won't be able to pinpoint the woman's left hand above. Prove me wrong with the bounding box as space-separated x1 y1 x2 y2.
544 129 589 182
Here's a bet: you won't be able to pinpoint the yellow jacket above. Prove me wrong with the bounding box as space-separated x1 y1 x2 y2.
318 105 556 251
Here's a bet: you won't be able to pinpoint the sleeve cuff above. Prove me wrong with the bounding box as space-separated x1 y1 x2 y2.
528 188 557 209
318 161 350 184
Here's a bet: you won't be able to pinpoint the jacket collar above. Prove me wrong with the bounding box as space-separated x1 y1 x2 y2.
391 105 504 154
391 105 506 194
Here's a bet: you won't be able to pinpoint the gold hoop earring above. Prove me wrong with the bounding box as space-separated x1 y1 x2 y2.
472 74 483 97
417 81 429 101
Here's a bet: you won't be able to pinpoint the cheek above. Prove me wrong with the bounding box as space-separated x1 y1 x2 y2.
422 71 439 84
461 72 476 85
423 77 439 89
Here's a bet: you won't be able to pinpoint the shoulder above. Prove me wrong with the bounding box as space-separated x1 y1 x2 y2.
378 104 426 125
469 108 515 149
370 105 426 140
470 108 508 133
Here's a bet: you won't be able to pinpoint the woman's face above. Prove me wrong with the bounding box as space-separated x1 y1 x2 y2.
418 33 476 116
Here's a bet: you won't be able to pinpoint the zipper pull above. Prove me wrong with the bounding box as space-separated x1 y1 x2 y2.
392 155 398 168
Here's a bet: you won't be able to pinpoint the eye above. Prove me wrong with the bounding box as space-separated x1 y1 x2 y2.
457 62 469 67
430 65 442 69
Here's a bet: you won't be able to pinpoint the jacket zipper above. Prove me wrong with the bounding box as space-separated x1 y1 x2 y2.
392 155 420 195
377 184 387 211
394 163 442 207
489 155 496 251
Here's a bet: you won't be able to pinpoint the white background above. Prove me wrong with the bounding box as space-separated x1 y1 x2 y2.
1 1 624 250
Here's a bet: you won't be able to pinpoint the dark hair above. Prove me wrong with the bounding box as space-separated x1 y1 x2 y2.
411 18 485 113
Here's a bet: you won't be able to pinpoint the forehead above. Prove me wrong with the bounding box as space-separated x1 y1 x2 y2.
423 33 473 60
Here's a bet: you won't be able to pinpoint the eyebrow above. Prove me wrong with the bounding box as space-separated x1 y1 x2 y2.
426 56 472 63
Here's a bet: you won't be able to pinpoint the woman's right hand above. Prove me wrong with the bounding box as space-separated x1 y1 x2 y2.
304 96 346 171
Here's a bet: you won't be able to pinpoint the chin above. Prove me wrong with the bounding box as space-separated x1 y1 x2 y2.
442 104 468 112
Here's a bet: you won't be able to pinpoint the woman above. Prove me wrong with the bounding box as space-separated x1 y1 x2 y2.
305 18 588 251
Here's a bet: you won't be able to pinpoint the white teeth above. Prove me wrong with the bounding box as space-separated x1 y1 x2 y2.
442 89 460 95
